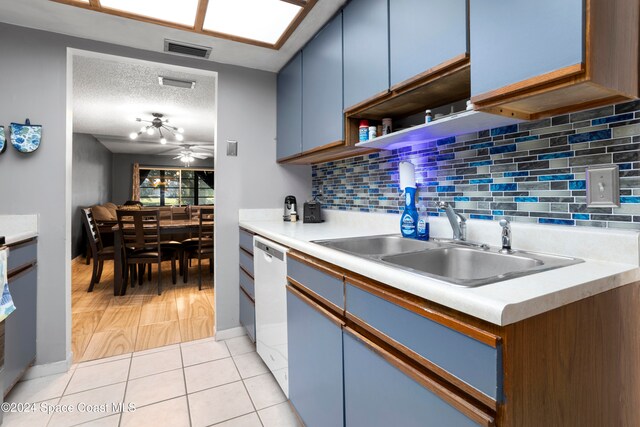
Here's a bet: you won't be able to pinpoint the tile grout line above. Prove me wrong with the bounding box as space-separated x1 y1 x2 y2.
225 340 264 427
178 342 194 427
117 352 134 427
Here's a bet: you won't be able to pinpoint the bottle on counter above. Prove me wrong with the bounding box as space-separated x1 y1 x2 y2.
417 205 430 241
359 120 370 142
425 110 433 123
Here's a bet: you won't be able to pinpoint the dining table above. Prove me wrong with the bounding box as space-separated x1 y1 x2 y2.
111 218 204 296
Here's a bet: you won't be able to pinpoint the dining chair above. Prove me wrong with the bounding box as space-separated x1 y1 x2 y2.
116 209 177 295
81 208 115 292
183 207 214 289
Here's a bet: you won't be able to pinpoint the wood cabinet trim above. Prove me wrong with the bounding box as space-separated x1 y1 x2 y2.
287 277 344 318
239 265 254 281
344 89 392 115
471 63 585 105
287 283 345 327
238 227 256 236
239 247 254 259
288 251 344 280
299 139 345 156
344 326 495 427
239 284 255 303
347 312 497 410
6 237 37 249
346 275 501 348
8 263 36 281
389 53 469 93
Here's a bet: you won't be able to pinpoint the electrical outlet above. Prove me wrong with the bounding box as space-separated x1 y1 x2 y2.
586 165 620 207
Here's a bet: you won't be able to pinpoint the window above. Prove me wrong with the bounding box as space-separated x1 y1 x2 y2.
139 168 214 206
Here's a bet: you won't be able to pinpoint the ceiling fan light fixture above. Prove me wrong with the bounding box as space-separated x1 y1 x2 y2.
176 133 184 141
177 127 185 134
146 127 155 136
160 137 167 144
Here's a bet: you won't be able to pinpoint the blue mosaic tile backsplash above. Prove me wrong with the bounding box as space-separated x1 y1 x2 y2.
312 100 640 230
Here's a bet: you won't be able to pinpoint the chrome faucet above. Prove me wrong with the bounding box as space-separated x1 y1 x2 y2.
499 218 514 254
435 201 467 241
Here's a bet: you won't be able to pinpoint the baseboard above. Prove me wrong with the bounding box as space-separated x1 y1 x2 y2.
214 326 246 341
22 352 73 380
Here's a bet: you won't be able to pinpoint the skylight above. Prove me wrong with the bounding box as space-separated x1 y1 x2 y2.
99 0 199 26
53 0 312 48
202 0 302 45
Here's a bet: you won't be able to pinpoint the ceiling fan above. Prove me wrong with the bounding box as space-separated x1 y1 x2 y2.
173 145 211 166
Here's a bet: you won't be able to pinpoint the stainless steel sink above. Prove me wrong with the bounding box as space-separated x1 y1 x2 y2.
312 234 583 287
313 234 441 256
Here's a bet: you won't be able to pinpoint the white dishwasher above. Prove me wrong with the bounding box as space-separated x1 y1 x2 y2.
253 236 290 397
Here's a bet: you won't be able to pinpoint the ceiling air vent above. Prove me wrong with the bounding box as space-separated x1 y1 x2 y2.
164 39 212 59
158 76 196 89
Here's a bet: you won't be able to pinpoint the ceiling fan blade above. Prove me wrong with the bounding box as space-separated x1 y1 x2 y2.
172 155 182 159
192 154 209 159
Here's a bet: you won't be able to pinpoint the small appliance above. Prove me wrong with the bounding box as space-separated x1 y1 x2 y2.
283 195 297 221
303 195 323 223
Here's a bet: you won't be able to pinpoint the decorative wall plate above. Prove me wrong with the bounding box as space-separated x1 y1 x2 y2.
0 126 6 154
10 119 42 153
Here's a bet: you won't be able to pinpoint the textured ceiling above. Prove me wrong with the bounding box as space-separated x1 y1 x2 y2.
73 54 216 156
0 0 347 72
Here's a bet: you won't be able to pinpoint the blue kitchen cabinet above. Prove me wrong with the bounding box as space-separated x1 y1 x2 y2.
3 239 38 396
276 52 303 161
302 12 344 152
343 0 389 110
470 0 583 98
390 0 468 87
343 329 483 427
239 288 255 343
287 286 344 427
239 229 255 342
346 282 501 401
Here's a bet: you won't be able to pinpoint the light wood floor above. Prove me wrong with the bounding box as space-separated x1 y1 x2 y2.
72 256 215 363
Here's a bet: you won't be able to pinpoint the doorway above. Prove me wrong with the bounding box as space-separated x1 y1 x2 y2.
69 50 217 362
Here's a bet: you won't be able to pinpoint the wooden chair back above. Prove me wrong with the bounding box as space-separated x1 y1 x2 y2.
199 207 214 248
81 208 104 253
116 209 161 253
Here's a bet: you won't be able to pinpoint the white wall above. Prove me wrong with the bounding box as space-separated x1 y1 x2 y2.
71 133 113 258
0 22 311 367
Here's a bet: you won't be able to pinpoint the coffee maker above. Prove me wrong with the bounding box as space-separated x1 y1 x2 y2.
283 195 298 221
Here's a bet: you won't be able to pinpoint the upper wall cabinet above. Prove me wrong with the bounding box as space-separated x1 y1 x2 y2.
276 52 303 161
343 0 390 111
302 13 344 153
470 0 639 120
390 0 468 88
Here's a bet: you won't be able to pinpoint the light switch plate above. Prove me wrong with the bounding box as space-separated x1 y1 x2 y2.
586 165 620 207
226 140 238 156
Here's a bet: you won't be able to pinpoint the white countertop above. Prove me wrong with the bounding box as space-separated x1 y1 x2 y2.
239 209 640 326
0 215 38 245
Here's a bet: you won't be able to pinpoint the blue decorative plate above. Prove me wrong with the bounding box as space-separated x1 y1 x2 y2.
10 119 42 153
0 126 5 154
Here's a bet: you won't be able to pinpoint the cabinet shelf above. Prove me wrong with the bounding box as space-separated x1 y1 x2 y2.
355 109 524 150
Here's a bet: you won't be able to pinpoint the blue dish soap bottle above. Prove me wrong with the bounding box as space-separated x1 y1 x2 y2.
400 187 418 239
417 205 429 240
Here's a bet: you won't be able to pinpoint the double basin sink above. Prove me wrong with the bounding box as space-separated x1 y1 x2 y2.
313 235 583 287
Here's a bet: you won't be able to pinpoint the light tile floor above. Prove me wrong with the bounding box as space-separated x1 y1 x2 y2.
3 336 302 427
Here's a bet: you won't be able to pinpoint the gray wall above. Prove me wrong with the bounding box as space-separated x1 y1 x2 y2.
111 153 211 204
0 22 311 367
71 133 112 258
